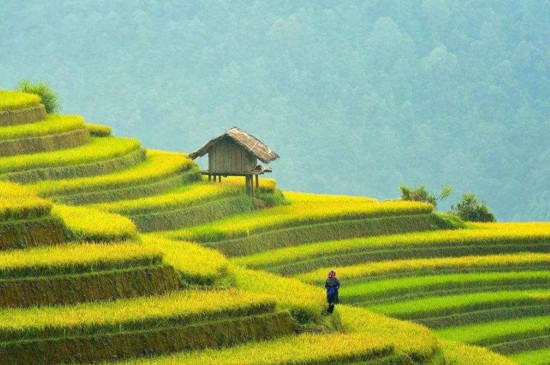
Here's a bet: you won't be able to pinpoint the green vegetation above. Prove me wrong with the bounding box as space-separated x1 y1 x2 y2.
341 271 550 304
0 136 141 174
0 242 161 278
1 79 545 364
93 182 241 215
234 227 550 274
0 114 84 140
0 181 52 221
131 194 257 232
85 123 112 137
114 332 395 365
0 90 41 111
16 80 59 113
510 347 550 365
368 290 550 319
436 315 550 348
400 184 451 207
167 192 432 243
142 235 229 285
451 193 496 222
0 289 275 341
53 204 138 242
33 150 194 197
297 253 550 283
440 340 518 365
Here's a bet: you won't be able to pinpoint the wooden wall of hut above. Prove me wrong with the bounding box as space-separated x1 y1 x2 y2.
208 137 257 174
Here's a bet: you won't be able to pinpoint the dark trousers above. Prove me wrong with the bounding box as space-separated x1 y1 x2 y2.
327 294 337 314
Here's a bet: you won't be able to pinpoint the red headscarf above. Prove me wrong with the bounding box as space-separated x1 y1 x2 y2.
328 270 336 278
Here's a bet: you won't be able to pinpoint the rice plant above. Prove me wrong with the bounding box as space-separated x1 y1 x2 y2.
510 347 550 365
234 225 550 271
0 181 51 221
440 340 518 365
0 242 161 279
0 90 41 111
85 123 112 137
52 204 138 242
113 331 394 365
0 289 275 340
33 150 194 197
296 253 550 283
341 271 550 303
0 114 84 141
167 192 433 243
141 234 229 285
93 182 241 215
0 137 141 174
436 315 550 347
368 290 550 319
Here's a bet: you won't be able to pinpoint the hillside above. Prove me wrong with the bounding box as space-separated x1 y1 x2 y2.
2 1 549 221
0 89 548 364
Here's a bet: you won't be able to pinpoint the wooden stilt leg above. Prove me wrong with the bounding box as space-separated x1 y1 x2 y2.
255 175 259 189
208 174 211 181
246 175 252 196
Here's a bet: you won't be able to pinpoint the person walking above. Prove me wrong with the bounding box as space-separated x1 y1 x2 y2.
325 270 340 314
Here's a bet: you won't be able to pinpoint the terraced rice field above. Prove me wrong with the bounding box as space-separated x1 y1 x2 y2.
0 90 40 111
0 89 540 364
286 225 550 362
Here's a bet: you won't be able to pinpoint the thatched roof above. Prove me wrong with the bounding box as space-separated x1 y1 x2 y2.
189 127 279 164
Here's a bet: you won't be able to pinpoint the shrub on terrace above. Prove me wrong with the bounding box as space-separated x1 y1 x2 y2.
399 184 451 208
16 80 59 113
451 193 496 222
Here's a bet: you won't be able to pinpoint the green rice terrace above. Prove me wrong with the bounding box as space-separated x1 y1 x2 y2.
0 89 549 365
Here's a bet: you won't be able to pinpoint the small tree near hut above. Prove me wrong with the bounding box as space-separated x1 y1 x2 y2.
451 193 496 222
399 184 452 208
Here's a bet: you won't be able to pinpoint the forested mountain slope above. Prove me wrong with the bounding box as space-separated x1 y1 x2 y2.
1 0 548 220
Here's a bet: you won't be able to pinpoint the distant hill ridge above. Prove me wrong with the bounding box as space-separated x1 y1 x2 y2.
0 89 547 364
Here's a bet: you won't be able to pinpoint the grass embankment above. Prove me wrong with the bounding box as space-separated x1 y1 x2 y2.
113 332 395 365
0 242 161 278
0 136 141 174
0 114 84 140
236 225 550 274
93 182 242 215
31 151 199 206
0 289 294 365
33 150 194 197
0 91 40 111
510 347 550 365
220 176 278 193
0 181 51 221
0 289 276 341
0 241 181 307
53 205 138 242
165 192 437 257
367 290 550 321
436 315 550 353
440 340 518 365
86 123 112 137
110 304 442 365
341 271 550 304
297 253 550 283
141 235 229 285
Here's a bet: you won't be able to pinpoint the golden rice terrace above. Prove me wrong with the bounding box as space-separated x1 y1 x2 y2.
0 89 548 365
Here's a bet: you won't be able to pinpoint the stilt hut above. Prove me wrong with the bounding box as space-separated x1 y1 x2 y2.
188 127 279 196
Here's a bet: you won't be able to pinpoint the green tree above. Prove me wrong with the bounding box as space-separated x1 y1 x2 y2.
451 193 496 222
399 184 452 208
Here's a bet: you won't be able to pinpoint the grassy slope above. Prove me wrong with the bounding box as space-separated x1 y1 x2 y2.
0 91 40 111
0 91 528 364
0 114 84 140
